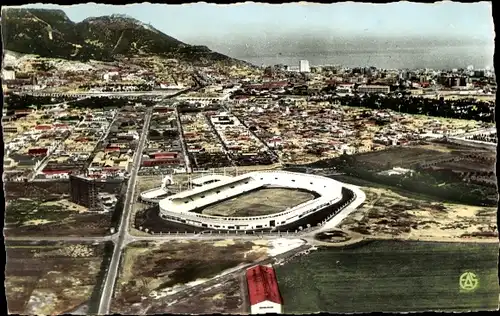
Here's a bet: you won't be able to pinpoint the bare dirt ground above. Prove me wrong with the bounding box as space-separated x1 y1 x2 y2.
110 239 303 314
202 188 315 217
5 241 105 315
4 198 112 237
338 186 498 242
148 275 245 315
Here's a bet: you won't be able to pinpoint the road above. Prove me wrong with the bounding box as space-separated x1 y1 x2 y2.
174 106 192 173
96 108 152 315
28 132 71 181
4 235 113 243
144 242 311 314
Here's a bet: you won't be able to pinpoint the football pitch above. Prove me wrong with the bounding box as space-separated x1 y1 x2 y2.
201 188 315 217
275 240 499 313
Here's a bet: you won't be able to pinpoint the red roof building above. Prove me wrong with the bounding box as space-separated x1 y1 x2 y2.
54 123 69 129
35 125 52 130
15 109 33 115
142 159 181 167
28 148 48 156
42 170 71 175
153 152 178 159
246 265 283 314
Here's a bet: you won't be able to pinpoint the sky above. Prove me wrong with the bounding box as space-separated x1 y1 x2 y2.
10 2 495 67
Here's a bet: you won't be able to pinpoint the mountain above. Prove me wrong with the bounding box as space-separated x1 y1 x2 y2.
1 8 244 65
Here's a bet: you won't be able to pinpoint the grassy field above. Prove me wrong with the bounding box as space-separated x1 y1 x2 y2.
202 188 315 217
354 146 456 169
5 241 105 315
275 240 499 313
5 198 112 237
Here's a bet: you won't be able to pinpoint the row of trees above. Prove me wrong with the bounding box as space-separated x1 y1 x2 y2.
67 97 155 109
3 94 76 111
467 133 497 143
333 94 494 122
230 86 494 122
78 83 154 91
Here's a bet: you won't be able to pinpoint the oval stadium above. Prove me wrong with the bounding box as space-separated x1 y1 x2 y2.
140 170 365 232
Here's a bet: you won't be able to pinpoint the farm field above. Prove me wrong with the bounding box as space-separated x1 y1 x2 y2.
202 188 315 217
5 241 106 315
4 198 113 237
275 240 499 313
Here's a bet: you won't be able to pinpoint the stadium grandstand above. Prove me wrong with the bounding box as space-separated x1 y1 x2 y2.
145 170 364 231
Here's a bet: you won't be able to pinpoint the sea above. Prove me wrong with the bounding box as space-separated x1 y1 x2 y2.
234 45 494 70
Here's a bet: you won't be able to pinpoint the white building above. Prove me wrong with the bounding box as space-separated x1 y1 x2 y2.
156 171 344 231
2 69 15 80
103 71 120 82
358 85 390 94
299 60 310 73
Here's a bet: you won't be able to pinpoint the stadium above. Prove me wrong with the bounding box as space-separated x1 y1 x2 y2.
139 170 364 232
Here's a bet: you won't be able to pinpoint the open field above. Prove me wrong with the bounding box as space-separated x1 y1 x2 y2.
355 146 454 168
147 274 245 314
5 241 106 315
202 188 315 217
111 239 304 314
315 141 492 171
337 185 497 241
351 142 487 169
275 240 499 313
4 180 70 199
433 158 495 173
136 175 164 192
4 198 113 237
111 240 268 314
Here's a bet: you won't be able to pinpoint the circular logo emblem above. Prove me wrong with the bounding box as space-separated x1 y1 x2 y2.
459 272 479 291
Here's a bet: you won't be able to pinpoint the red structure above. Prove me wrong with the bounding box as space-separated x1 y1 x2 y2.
142 159 181 167
28 148 48 156
35 124 52 130
42 170 71 175
153 152 178 159
15 109 33 115
246 265 283 308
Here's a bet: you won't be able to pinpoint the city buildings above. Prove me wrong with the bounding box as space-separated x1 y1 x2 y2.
357 84 391 94
299 60 310 73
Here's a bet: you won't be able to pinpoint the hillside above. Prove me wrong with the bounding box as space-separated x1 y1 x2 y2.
1 8 243 65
